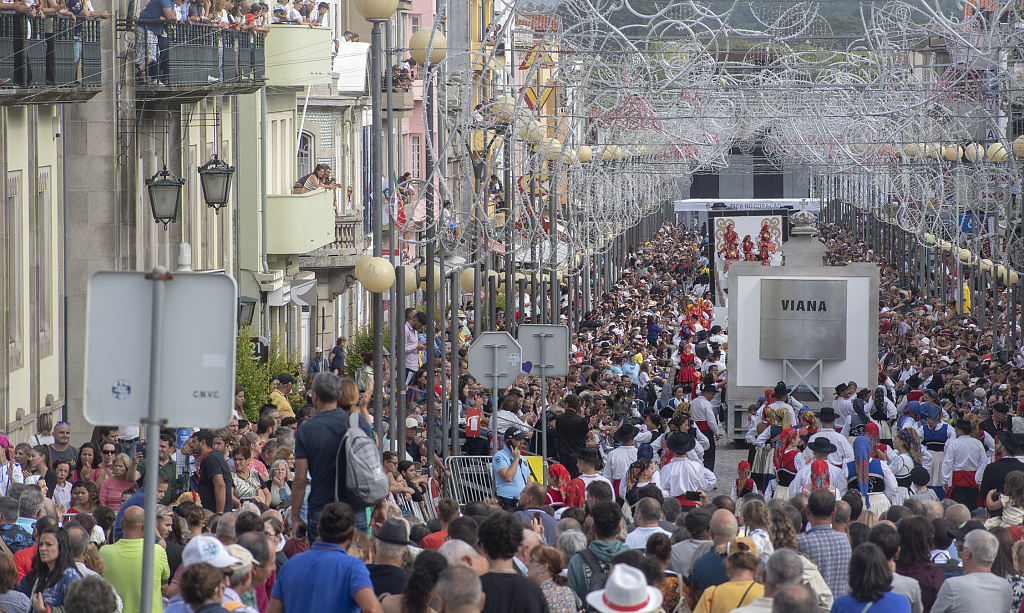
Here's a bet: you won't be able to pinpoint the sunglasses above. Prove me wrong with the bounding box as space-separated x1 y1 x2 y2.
102 450 117 455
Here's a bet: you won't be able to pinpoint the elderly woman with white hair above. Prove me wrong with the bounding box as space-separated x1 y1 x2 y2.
259 459 292 509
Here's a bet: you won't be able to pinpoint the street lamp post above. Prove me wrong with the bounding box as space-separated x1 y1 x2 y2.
355 0 398 439
409 27 446 464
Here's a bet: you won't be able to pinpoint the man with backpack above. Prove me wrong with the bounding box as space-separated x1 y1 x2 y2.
566 501 630 601
292 372 378 540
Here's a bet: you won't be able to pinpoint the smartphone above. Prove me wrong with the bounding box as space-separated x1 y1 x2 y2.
296 526 307 539
685 491 702 501
533 511 540 521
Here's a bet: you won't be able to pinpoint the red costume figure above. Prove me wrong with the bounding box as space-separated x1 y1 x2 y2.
758 222 776 266
742 235 756 261
675 344 701 386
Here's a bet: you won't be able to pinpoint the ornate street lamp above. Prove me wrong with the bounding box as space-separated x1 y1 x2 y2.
239 296 257 327
198 154 235 212
146 166 185 228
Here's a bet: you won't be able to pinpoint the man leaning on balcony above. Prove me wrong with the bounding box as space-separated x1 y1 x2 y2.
136 0 178 86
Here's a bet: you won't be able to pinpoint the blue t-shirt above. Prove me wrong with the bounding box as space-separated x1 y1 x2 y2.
271 542 372 611
689 550 728 593
294 408 373 517
137 0 175 35
492 447 529 500
830 592 911 613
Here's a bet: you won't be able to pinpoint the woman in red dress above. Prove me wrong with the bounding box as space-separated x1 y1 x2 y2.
675 344 701 388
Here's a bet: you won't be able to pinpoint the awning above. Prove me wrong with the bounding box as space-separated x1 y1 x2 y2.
334 42 370 93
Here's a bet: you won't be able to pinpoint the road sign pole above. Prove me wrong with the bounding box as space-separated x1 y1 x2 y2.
490 343 501 453
140 268 170 613
539 338 546 486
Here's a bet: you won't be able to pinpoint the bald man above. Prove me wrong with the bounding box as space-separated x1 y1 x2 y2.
100 506 170 613
689 508 738 593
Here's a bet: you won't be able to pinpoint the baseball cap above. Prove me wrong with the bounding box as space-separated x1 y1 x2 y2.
727 536 759 559
405 417 420 430
225 544 256 572
315 346 323 353
183 535 242 569
276 373 297 385
504 427 527 441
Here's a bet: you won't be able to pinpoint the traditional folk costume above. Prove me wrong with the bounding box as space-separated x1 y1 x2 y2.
846 435 898 517
917 404 954 489
941 420 989 510
888 428 924 506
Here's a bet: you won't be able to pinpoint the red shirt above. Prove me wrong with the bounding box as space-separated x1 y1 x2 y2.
418 529 447 551
14 545 34 580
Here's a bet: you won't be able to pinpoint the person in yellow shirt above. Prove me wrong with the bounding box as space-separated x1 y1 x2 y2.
269 373 297 418
693 536 764 613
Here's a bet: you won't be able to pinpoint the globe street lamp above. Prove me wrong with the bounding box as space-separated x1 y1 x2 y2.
409 27 446 460
355 0 398 439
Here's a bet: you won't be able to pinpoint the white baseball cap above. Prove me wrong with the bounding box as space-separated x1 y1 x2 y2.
315 346 323 353
183 535 242 569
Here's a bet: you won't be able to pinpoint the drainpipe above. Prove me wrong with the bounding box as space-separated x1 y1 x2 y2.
261 87 271 335
60 106 68 422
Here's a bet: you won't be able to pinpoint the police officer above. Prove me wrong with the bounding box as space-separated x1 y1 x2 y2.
493 427 531 512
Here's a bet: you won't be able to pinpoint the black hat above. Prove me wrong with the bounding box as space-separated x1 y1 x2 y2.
700 383 717 395
833 383 849 396
773 382 793 397
954 418 973 432
967 355 980 362
909 466 931 487
999 432 1023 455
806 437 838 456
666 432 696 455
855 388 871 399
614 424 640 443
710 325 722 334
504 427 527 442
576 448 602 465
906 375 922 388
818 407 838 422
276 373 297 385
659 407 675 420
993 402 1010 414
374 518 414 545
684 506 713 535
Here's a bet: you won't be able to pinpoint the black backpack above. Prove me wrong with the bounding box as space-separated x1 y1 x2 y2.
579 548 609 593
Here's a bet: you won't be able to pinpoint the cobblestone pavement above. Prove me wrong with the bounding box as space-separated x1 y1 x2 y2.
708 442 749 494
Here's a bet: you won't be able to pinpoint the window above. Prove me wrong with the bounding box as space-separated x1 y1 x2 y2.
6 171 22 370
411 136 421 179
411 17 419 33
37 167 52 357
297 131 314 182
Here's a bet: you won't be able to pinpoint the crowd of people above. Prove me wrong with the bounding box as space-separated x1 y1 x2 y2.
3 214 1024 613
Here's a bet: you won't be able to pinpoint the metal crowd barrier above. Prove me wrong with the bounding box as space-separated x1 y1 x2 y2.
0 14 102 87
443 455 549 504
444 456 497 503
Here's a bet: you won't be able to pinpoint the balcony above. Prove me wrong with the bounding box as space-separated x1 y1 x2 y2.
381 88 414 119
130 23 265 101
0 14 102 105
266 188 336 255
263 24 332 88
298 215 366 298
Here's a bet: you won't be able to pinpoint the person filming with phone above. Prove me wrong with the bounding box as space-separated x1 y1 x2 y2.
493 427 532 512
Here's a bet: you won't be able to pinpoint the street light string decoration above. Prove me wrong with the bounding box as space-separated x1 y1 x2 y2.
396 0 1024 276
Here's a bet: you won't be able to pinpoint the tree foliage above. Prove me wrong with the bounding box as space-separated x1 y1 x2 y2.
234 326 303 422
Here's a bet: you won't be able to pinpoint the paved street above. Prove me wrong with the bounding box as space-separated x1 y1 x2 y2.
709 442 748 493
